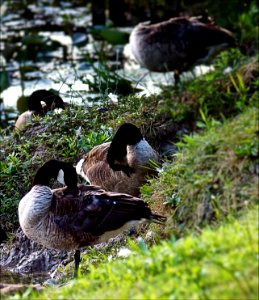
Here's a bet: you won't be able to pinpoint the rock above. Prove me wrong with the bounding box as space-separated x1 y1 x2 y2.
196 196 215 223
0 226 7 243
0 228 72 281
0 227 127 282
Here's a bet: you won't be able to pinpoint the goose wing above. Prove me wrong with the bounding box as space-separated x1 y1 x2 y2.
84 160 128 187
82 142 110 169
177 18 234 54
51 185 153 236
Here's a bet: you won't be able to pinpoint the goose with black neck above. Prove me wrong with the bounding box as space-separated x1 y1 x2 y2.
76 123 160 196
18 160 166 277
15 89 65 131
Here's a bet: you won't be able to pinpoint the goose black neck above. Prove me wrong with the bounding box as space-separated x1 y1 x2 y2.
33 160 78 189
28 90 64 111
107 123 143 164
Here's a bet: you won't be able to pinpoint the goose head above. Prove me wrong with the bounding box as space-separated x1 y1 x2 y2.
188 16 236 65
15 90 65 131
32 160 78 190
107 123 143 176
28 89 65 114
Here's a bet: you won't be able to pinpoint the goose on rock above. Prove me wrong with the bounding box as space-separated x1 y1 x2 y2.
18 160 166 277
76 123 160 196
15 89 65 131
129 15 236 82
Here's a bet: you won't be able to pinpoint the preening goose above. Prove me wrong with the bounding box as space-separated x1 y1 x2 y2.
18 160 166 277
129 15 236 82
76 123 160 196
15 89 65 131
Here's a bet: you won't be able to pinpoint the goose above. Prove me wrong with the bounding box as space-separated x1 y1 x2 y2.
18 160 166 277
15 89 65 131
76 123 160 196
129 15 236 83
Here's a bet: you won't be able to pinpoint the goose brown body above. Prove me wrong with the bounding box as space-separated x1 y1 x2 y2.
76 124 159 196
129 15 236 75
19 184 159 251
18 160 166 276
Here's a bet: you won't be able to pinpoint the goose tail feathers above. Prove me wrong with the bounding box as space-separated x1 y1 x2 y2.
150 214 167 224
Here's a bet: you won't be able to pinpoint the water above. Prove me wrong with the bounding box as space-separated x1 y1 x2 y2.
0 1 215 128
0 268 49 285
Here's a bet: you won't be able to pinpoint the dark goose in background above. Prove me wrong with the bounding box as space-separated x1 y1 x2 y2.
15 89 65 131
129 15 236 82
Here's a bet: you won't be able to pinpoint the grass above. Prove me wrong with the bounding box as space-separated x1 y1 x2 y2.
0 49 258 299
0 101 150 228
9 207 258 300
157 50 258 125
141 107 258 237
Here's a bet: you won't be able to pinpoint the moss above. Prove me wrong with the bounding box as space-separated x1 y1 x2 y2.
0 45 258 300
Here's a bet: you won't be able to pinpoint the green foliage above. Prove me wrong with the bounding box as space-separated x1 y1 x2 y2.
80 58 136 97
237 1 259 50
0 151 38 228
78 126 112 152
142 108 258 236
0 69 10 92
15 208 258 300
88 26 130 45
158 50 257 127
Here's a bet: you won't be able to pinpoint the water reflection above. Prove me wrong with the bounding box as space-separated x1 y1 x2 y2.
0 267 48 285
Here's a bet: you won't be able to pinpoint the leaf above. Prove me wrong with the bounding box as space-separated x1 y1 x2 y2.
0 69 10 92
229 74 239 93
196 121 206 128
72 33 88 47
89 26 129 45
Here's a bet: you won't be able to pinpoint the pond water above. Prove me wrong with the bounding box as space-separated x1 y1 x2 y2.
0 1 213 128
0 268 48 285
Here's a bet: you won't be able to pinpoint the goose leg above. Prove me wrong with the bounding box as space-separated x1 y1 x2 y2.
174 70 180 86
74 249 81 278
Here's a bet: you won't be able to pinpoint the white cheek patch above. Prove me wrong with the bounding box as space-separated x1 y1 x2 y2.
76 159 84 177
57 169 65 185
75 159 91 183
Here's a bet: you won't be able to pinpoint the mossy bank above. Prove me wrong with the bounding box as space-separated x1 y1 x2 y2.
0 50 258 299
